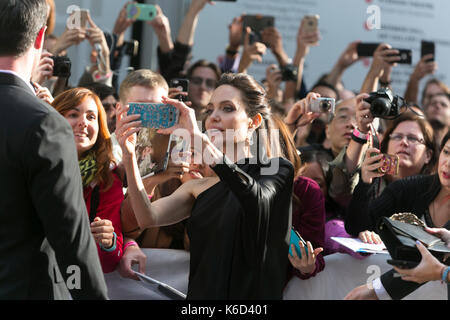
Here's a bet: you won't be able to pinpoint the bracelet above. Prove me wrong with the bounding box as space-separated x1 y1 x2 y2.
351 133 368 145
100 232 117 252
441 266 450 284
379 80 391 87
123 240 138 252
353 128 368 140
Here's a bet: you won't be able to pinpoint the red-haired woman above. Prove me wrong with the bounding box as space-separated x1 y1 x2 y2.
52 88 123 273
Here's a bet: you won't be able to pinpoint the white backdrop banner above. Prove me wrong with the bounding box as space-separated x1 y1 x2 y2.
192 0 450 98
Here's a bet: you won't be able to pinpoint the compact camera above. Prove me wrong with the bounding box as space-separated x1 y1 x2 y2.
51 56 71 78
364 88 406 119
310 97 335 114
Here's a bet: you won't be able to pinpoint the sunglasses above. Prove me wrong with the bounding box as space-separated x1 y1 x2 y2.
189 77 217 90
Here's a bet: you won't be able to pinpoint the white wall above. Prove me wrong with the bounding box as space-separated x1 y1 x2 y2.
52 0 450 100
192 0 450 98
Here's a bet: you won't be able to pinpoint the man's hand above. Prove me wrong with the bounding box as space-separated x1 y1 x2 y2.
31 51 54 84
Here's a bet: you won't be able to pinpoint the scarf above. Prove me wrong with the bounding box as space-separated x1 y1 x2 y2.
79 151 97 188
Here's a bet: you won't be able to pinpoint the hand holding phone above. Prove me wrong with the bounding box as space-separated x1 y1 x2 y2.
242 15 275 45
376 153 399 175
357 43 412 64
127 3 157 22
303 15 319 34
421 40 435 62
169 79 189 102
289 228 309 258
127 103 179 129
79 9 89 30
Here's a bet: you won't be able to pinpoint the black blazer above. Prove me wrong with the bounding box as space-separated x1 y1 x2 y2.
0 73 108 299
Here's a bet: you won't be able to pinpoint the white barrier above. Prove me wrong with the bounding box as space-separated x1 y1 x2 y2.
104 249 447 300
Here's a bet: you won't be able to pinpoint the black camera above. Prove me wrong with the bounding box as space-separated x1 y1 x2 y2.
280 64 298 82
364 88 406 119
51 56 71 78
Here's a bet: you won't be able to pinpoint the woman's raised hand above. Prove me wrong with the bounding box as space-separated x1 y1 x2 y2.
157 96 202 137
115 103 141 157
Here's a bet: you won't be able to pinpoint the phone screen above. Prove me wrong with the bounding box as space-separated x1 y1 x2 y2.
136 130 184 178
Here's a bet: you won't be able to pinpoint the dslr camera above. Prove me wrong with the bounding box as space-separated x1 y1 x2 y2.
364 88 406 119
51 56 71 78
280 64 298 82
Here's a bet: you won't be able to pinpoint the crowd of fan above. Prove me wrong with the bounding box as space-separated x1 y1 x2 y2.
19 0 450 299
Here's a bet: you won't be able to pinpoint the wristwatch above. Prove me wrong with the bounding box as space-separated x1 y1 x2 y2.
441 266 450 284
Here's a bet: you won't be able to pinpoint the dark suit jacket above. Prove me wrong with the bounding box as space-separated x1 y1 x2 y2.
0 72 108 299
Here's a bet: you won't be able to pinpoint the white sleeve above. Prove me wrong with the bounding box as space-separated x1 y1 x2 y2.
372 277 393 300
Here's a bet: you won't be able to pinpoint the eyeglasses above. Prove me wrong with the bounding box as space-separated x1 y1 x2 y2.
189 77 217 90
389 133 425 145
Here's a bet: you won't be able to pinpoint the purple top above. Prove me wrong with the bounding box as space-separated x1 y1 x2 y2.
291 176 326 280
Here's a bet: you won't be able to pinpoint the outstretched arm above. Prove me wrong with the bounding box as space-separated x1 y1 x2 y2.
176 0 212 46
115 103 195 229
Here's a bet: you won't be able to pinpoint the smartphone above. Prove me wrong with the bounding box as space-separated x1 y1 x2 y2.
310 98 335 114
242 14 275 45
127 103 179 129
79 9 89 30
127 3 157 21
356 43 381 57
303 15 319 33
135 130 183 178
374 154 399 175
392 49 412 64
387 259 419 269
421 40 435 62
169 79 189 102
289 228 308 259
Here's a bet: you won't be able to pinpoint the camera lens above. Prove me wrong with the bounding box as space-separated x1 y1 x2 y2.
319 101 331 112
370 97 391 117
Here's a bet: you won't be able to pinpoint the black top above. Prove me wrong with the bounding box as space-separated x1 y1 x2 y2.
187 157 294 299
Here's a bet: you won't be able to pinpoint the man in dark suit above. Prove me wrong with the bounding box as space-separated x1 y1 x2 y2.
0 0 107 299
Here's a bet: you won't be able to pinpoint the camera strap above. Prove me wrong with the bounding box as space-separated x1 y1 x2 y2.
369 124 380 150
